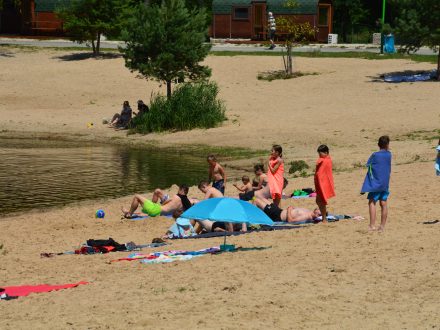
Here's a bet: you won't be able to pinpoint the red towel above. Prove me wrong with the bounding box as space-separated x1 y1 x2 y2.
314 155 335 204
1 281 88 297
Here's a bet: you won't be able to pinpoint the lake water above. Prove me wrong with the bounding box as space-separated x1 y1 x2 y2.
0 138 208 216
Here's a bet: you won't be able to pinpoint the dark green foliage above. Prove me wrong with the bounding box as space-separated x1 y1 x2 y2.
288 160 309 175
393 0 440 80
56 0 126 55
120 0 212 98
333 0 369 43
131 82 226 133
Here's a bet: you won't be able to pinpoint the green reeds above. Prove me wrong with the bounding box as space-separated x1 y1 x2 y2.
131 81 226 133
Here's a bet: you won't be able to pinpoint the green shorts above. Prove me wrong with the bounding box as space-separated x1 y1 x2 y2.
142 199 161 217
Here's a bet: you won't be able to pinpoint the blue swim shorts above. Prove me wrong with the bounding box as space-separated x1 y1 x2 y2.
367 190 390 202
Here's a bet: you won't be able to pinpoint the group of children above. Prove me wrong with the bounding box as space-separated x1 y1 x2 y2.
122 136 394 233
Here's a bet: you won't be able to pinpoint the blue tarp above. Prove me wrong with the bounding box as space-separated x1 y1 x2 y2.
384 70 437 83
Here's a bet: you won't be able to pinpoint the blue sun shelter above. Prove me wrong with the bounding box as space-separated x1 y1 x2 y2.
180 197 274 249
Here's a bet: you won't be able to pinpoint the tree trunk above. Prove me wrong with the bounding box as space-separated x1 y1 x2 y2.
437 48 440 81
91 39 96 55
287 43 293 75
166 80 172 98
96 33 101 55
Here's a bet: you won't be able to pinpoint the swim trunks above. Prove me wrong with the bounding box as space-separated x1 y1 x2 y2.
212 179 225 194
211 222 227 232
367 190 390 202
263 203 283 222
239 190 255 201
142 199 161 217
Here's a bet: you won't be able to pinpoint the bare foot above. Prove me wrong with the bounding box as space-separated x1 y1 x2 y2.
322 219 328 224
377 226 385 232
368 225 377 231
121 207 132 219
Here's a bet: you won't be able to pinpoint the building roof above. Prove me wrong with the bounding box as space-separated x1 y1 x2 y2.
212 0 319 15
35 0 71 13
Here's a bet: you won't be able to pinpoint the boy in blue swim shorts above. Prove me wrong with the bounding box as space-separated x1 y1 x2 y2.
361 136 392 232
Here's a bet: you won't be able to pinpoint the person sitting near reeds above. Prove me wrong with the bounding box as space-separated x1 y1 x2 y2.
134 100 149 118
110 101 132 128
254 197 321 223
122 184 192 218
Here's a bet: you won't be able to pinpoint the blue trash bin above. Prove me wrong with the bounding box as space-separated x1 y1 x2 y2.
384 34 396 53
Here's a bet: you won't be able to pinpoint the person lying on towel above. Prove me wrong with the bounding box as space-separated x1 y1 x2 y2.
122 184 192 218
254 197 321 223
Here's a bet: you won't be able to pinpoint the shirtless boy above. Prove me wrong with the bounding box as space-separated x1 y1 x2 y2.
198 180 224 199
207 155 226 194
122 185 192 218
254 197 321 223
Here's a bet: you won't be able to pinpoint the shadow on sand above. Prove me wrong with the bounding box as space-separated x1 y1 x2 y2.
54 52 122 61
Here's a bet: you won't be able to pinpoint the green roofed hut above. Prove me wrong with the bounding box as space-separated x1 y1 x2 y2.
211 0 333 42
0 0 70 35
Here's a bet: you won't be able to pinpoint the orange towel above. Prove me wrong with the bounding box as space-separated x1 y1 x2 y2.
314 155 335 204
267 158 284 199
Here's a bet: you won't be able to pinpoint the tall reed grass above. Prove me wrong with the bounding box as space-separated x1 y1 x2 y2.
131 82 226 133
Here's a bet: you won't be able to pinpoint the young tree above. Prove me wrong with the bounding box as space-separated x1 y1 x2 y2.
120 0 211 98
275 0 316 75
394 0 440 80
57 0 125 55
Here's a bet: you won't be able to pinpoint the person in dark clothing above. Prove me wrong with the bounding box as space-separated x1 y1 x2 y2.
134 100 149 118
110 101 132 128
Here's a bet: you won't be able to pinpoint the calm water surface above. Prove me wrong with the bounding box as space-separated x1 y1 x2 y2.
0 139 208 215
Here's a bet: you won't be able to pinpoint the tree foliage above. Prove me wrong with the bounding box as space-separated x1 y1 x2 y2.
120 0 211 98
275 0 316 74
333 0 369 42
393 0 440 80
56 0 126 55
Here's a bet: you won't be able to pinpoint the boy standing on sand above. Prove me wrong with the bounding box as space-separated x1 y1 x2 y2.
314 145 335 224
361 136 392 232
207 155 226 194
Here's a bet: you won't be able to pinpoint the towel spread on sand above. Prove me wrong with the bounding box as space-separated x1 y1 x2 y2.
314 156 335 204
361 150 392 193
435 145 440 176
0 281 88 298
267 158 284 200
111 247 222 264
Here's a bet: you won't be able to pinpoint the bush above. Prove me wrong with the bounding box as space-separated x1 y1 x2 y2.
131 81 226 133
288 160 309 175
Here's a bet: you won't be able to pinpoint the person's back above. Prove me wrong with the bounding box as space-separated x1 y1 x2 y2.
361 136 392 231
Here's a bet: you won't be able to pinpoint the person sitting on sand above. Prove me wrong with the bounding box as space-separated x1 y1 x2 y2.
197 180 236 232
253 164 268 190
134 100 149 118
233 175 253 199
254 197 321 223
198 180 224 199
110 101 132 128
122 184 192 218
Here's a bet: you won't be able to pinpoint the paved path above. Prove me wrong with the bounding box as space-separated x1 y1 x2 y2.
0 37 437 55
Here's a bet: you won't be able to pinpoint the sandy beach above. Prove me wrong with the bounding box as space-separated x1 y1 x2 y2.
0 47 439 329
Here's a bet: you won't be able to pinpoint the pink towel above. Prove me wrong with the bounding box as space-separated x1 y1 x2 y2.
1 281 88 297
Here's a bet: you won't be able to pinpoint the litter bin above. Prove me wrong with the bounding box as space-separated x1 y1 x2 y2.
384 34 396 53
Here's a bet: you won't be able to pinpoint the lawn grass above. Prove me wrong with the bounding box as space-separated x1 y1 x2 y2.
211 50 438 64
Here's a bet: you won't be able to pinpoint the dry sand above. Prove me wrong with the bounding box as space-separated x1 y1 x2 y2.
0 47 439 329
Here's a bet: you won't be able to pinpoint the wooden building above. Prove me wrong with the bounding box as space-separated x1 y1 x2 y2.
211 0 333 42
0 0 68 35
